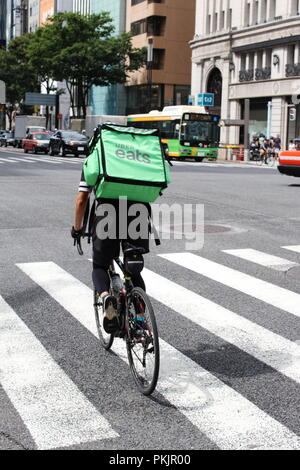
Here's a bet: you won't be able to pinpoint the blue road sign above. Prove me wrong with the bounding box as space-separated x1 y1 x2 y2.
197 93 215 107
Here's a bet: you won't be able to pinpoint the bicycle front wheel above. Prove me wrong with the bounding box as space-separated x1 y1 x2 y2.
126 287 160 396
266 156 275 166
94 289 114 351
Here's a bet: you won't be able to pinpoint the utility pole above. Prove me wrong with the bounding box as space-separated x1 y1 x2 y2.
244 99 250 160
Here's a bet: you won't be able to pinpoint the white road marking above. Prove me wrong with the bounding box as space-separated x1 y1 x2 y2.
283 246 300 254
0 157 17 163
2 157 35 164
223 248 298 272
0 295 118 450
160 253 300 320
20 156 63 165
136 267 300 385
17 261 300 450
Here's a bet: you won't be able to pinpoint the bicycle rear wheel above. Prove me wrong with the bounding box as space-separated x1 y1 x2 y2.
126 287 159 396
94 289 114 350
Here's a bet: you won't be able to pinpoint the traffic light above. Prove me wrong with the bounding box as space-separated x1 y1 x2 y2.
289 108 297 121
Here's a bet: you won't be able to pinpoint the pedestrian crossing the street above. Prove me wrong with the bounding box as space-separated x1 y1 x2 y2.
1 244 300 449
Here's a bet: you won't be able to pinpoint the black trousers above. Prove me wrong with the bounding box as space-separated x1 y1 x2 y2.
92 199 150 295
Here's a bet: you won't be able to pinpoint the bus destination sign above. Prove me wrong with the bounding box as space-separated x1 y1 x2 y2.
183 113 220 123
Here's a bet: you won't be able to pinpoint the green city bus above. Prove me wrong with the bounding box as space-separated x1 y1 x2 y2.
127 106 220 162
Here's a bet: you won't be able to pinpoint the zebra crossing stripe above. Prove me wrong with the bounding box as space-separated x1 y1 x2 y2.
282 246 300 254
2 157 35 163
17 261 300 450
22 156 63 165
49 157 82 164
0 295 118 450
0 157 17 163
223 248 298 272
138 268 300 385
160 253 300 320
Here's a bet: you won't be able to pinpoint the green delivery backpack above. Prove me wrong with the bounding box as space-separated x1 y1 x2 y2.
83 124 171 203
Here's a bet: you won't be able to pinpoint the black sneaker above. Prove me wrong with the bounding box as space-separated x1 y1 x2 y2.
102 295 119 334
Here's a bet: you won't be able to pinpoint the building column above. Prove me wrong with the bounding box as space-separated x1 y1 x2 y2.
271 97 286 141
220 61 231 146
191 60 204 100
295 43 300 64
229 100 242 144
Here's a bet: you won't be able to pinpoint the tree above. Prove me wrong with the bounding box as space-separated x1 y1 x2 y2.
0 35 39 129
28 12 146 118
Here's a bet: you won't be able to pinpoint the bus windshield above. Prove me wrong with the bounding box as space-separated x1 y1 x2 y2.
130 119 180 140
181 120 219 146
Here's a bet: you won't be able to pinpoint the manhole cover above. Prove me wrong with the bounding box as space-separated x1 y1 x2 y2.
204 225 232 234
166 224 232 235
286 266 300 280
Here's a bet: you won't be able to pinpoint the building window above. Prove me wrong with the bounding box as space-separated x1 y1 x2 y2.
147 16 166 36
174 85 190 106
227 8 232 29
207 15 211 34
131 16 166 36
253 1 259 24
131 19 147 36
244 2 250 27
152 49 165 69
269 0 276 20
291 0 300 15
126 84 164 114
220 11 225 30
261 0 267 22
131 0 145 5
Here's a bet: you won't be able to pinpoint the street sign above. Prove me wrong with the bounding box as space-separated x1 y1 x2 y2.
197 93 215 107
0 80 6 104
188 95 195 105
25 93 56 106
289 108 297 121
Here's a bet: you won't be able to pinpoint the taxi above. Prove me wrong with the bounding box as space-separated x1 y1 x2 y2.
278 138 300 177
22 131 52 154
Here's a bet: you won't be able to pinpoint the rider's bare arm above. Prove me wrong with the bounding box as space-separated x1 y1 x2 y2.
74 191 89 231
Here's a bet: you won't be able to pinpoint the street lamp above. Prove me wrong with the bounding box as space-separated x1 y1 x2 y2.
147 38 153 112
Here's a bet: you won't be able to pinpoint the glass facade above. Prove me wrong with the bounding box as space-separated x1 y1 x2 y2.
90 0 126 116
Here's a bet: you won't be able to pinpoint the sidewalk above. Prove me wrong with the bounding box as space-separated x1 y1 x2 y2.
219 158 278 167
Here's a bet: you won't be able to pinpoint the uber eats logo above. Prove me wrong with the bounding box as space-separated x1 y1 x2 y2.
115 143 151 164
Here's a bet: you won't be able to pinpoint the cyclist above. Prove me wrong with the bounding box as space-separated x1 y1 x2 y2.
260 138 272 163
71 171 150 333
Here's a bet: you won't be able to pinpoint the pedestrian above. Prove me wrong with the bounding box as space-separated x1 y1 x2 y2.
273 134 281 158
289 140 296 151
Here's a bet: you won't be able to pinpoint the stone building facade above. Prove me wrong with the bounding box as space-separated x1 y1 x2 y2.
191 0 300 148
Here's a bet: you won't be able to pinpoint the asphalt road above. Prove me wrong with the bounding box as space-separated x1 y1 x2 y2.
1 146 300 451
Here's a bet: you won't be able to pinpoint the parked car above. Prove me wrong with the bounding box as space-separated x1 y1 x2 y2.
0 131 15 147
22 132 52 154
49 130 89 157
278 138 300 177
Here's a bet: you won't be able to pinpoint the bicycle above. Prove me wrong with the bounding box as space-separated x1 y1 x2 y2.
93 245 160 396
255 149 276 166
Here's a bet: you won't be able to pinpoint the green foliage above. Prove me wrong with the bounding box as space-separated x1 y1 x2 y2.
27 12 146 117
0 34 39 127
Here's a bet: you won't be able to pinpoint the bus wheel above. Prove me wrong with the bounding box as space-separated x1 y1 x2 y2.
194 158 204 162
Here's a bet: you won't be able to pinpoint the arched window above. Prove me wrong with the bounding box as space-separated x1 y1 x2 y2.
207 67 223 109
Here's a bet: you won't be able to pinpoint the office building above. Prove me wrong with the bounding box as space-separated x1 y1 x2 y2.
126 0 196 114
191 0 300 147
